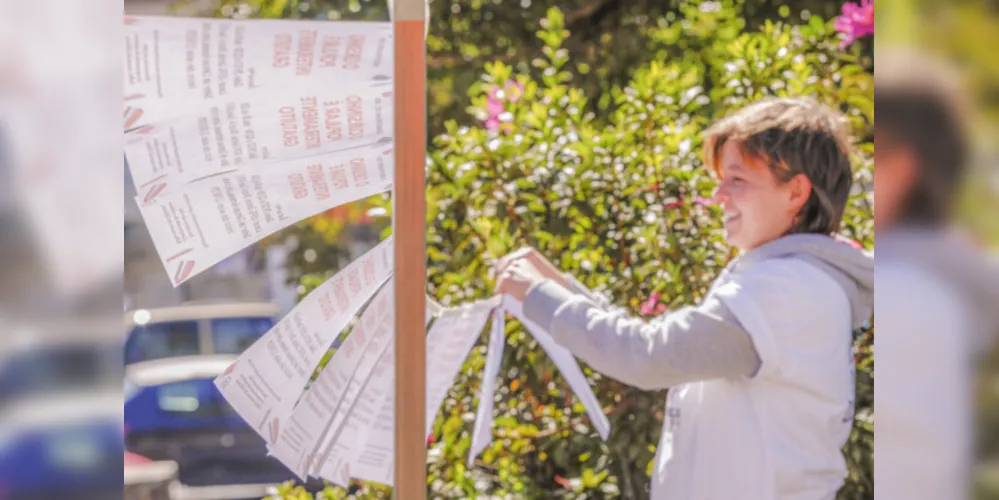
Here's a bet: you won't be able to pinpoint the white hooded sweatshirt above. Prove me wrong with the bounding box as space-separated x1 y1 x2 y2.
875 227 999 500
523 234 874 500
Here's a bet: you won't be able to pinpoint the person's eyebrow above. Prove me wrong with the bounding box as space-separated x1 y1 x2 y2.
725 163 746 175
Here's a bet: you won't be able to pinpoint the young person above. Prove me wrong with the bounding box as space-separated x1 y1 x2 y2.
496 97 874 499
874 49 999 500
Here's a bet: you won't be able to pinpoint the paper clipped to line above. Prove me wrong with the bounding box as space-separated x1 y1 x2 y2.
125 84 394 191
136 144 393 286
503 295 610 441
214 237 393 448
468 306 506 466
124 16 393 128
266 278 396 479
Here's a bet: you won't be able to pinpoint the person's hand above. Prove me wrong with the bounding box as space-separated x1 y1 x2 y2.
495 246 568 287
495 259 548 301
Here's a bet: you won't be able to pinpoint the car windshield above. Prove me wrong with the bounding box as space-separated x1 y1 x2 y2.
124 316 273 365
0 343 120 400
125 320 200 365
211 317 273 355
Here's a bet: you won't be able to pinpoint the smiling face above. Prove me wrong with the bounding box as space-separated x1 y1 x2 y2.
712 141 812 251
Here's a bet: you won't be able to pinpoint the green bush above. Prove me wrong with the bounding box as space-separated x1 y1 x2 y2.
275 2 874 499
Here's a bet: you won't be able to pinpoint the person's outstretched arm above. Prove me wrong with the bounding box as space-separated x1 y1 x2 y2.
522 280 761 391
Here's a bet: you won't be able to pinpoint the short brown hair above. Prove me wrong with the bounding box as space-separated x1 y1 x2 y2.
875 49 970 227
702 97 855 235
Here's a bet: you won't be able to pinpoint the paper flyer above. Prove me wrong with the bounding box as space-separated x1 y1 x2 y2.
503 296 611 441
136 144 393 286
267 279 395 479
313 339 395 486
424 299 496 437
346 299 493 487
347 386 396 486
213 237 393 448
124 16 392 127
124 84 393 190
310 302 437 483
468 307 506 465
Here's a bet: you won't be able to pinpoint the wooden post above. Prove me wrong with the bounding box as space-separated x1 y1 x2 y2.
392 0 427 498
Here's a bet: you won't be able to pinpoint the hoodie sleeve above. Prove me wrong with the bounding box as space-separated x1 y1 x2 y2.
562 273 611 308
522 280 761 391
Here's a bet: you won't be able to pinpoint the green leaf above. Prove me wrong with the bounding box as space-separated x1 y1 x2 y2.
809 15 826 35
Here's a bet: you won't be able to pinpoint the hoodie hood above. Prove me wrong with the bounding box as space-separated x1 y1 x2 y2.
876 226 999 350
724 233 875 331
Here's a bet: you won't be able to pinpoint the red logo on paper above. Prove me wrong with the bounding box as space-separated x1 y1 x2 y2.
143 183 168 204
165 248 193 262
132 125 155 135
124 17 139 25
174 260 196 284
224 362 237 376
124 107 144 130
269 418 281 443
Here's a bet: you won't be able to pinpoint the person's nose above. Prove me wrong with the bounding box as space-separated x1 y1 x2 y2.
712 183 729 207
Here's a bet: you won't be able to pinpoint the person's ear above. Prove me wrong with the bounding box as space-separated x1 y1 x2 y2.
882 146 920 198
787 173 812 214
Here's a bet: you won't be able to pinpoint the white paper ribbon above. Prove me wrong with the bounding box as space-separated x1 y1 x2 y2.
123 16 393 128
266 277 396 479
503 296 611 441
137 144 393 286
468 306 505 466
213 237 393 449
124 84 394 190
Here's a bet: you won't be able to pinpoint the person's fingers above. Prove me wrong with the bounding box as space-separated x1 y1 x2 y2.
525 252 558 278
497 250 530 277
496 264 521 285
497 252 527 273
500 247 528 264
515 247 558 278
494 273 508 294
494 251 520 276
512 259 544 281
496 274 519 297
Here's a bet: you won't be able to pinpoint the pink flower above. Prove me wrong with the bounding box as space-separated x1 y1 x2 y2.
487 96 506 117
835 235 865 251
484 116 501 131
483 79 525 132
664 194 712 210
640 294 667 316
834 0 874 49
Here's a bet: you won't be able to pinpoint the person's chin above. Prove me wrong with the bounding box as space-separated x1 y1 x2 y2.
723 224 739 243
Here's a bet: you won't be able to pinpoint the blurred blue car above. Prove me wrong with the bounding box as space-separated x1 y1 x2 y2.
0 320 124 500
123 301 323 489
124 355 296 486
